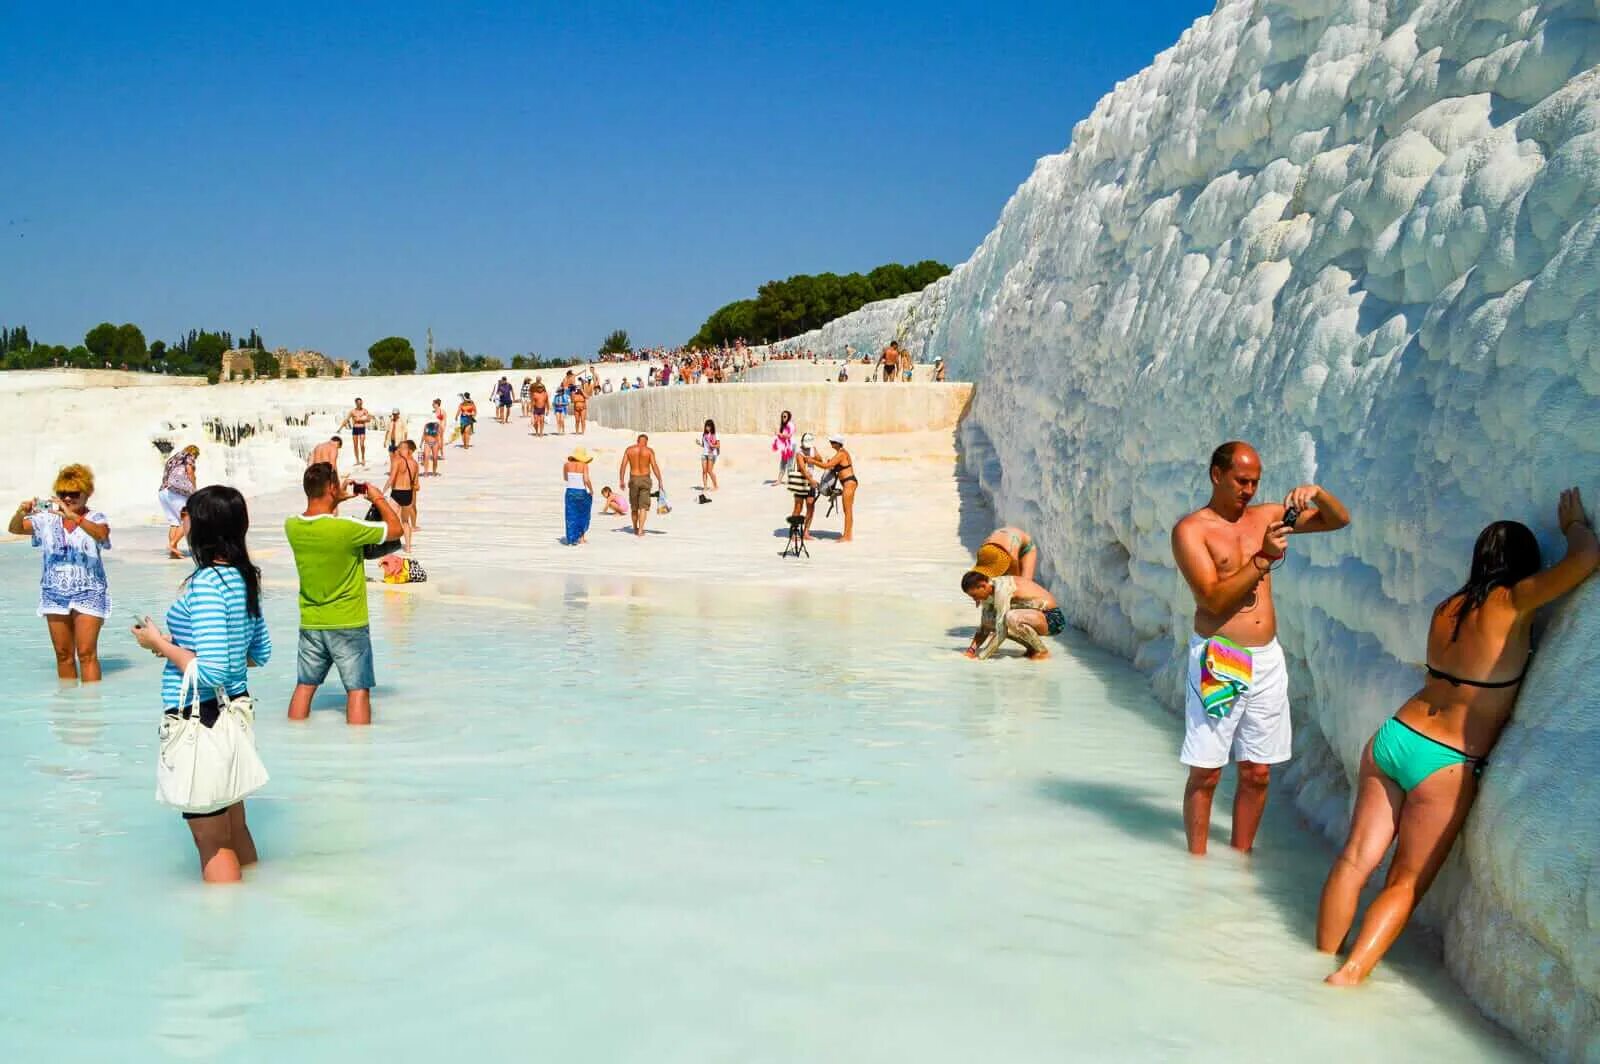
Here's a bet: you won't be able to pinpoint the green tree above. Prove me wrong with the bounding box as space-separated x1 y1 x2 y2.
599 329 631 356
689 260 952 347
253 348 280 378
84 322 118 363
116 323 148 366
368 336 417 375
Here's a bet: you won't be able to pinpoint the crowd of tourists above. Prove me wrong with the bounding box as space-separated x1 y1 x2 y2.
14 380 1589 995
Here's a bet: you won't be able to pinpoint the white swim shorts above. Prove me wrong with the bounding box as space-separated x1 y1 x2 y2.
157 489 189 527
1179 635 1291 769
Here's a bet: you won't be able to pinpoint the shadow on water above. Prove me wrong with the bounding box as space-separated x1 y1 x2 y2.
1037 775 1190 847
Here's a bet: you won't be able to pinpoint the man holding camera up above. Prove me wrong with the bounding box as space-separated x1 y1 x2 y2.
1170 441 1350 855
284 462 402 726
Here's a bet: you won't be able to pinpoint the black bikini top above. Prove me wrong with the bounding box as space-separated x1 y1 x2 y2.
1424 662 1528 689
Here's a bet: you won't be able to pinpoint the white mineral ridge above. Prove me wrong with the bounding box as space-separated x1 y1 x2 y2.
765 1 1600 1056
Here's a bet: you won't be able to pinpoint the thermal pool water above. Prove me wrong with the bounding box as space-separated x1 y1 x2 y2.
0 549 1520 1060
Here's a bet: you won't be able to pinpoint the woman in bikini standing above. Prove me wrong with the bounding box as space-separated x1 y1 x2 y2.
1316 487 1598 985
807 435 858 543
422 399 445 476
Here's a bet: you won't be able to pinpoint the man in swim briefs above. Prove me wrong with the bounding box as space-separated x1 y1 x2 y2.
980 526 1039 580
308 436 342 470
961 569 1062 660
1171 441 1350 855
339 398 373 466
619 434 663 538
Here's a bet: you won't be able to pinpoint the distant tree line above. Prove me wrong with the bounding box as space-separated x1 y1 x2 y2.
3 322 600 382
689 260 951 348
0 322 253 381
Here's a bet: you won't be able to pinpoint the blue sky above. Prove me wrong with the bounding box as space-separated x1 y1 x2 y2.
1 1 1209 360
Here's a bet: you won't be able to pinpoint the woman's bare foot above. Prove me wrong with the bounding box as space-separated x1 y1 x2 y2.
1025 649 1052 660
1324 964 1363 987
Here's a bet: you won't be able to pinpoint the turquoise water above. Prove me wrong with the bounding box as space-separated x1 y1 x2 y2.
0 548 1522 1061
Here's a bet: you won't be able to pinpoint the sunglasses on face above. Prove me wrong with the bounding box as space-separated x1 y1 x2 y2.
57 491 82 501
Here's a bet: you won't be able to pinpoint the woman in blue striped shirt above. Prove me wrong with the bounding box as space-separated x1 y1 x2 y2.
133 485 271 883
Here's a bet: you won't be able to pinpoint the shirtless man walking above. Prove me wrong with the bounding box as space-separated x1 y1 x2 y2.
618 434 663 538
1171 441 1350 855
339 398 374 467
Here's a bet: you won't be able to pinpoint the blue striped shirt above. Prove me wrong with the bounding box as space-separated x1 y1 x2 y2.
160 566 272 708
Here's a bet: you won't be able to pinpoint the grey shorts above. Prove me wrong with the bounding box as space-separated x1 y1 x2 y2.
297 626 376 691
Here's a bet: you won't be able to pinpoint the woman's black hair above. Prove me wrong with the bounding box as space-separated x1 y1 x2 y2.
1441 520 1541 641
779 410 792 428
704 419 716 435
184 485 262 618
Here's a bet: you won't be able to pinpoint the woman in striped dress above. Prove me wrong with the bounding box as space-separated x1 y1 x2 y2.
133 485 271 883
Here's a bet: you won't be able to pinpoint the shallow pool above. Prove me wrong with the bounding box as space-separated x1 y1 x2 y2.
0 548 1522 1060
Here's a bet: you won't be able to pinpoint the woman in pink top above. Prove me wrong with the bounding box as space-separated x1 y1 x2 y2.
772 410 795 487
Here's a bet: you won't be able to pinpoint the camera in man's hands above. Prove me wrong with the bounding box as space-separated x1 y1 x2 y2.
1281 505 1301 530
350 481 369 496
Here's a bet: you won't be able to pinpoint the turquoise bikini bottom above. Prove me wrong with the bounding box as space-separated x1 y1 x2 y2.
1371 717 1484 792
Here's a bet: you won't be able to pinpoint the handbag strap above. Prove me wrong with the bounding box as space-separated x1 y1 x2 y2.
176 659 232 717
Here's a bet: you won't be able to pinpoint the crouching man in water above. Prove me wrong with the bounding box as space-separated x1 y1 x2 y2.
961 569 1064 660
1171 441 1351 855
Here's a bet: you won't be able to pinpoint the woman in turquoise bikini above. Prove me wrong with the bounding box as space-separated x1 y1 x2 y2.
1316 487 1598 985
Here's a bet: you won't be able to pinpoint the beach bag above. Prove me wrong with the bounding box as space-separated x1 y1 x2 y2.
156 661 269 815
361 504 403 559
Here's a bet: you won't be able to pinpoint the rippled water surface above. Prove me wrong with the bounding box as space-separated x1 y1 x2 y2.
0 550 1523 1061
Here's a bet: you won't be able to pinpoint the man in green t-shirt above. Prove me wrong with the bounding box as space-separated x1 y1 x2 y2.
284 462 402 725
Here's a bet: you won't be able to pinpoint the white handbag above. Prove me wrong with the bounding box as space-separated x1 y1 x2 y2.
155 660 270 815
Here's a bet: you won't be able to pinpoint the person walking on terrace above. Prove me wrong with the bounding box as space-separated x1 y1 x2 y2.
530 378 549 437
772 410 795 486
619 434 663 538
699 419 720 492
1171 441 1350 855
284 462 402 726
159 445 199 558
338 398 374 466
1316 489 1597 985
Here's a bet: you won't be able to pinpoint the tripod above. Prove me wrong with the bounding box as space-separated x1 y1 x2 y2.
780 514 809 558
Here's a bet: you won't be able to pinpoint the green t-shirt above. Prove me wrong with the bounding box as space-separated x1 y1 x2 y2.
284 513 388 629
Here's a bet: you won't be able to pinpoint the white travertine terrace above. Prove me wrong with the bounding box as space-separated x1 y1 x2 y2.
760 1 1600 1056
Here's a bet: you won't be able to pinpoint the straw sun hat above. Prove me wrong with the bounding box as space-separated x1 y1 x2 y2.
570 447 595 463
972 543 1014 579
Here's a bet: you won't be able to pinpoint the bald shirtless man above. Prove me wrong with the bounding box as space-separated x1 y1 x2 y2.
308 436 342 470
619 434 663 537
1171 441 1350 855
